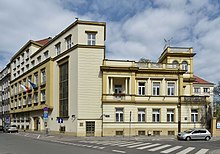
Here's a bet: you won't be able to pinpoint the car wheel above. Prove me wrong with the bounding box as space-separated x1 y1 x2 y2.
205 136 211 141
186 136 191 141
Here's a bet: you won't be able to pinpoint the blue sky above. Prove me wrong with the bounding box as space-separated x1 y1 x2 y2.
0 0 220 84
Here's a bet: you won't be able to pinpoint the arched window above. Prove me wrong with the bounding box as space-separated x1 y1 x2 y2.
172 60 179 68
182 61 188 71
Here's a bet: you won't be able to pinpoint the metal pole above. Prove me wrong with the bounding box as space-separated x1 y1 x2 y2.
129 111 131 138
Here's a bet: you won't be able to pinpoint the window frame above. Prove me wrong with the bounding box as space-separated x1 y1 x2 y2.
152 109 160 122
116 108 124 122
138 82 146 95
167 82 175 96
152 82 160 96
87 33 96 45
138 108 146 122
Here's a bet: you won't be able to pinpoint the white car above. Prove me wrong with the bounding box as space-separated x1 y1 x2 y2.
4 125 18 133
177 129 211 141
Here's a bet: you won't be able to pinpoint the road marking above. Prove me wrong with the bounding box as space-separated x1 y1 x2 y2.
148 144 171 151
24 133 29 136
110 141 134 146
160 146 182 153
37 135 40 139
118 142 142 147
112 150 126 153
195 148 209 154
137 143 161 150
127 143 151 148
176 147 195 154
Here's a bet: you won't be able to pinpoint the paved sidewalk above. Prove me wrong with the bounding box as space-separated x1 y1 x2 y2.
17 130 220 142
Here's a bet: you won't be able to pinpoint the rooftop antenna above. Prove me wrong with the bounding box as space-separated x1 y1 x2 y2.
75 17 79 21
163 37 173 49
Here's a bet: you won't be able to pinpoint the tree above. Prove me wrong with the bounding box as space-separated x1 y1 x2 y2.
214 81 220 96
138 58 151 63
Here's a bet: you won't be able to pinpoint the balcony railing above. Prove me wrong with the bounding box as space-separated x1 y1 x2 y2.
183 96 207 103
136 62 179 69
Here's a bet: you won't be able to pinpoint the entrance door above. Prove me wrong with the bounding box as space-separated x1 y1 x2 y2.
86 121 95 136
34 117 39 131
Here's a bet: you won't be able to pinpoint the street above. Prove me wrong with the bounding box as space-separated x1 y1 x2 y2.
1 132 220 154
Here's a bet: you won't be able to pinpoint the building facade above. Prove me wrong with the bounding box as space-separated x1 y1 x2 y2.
0 64 11 127
101 47 211 136
2 20 213 136
10 20 106 136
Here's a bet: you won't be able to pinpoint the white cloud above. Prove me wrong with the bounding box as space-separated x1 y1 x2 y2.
0 0 219 84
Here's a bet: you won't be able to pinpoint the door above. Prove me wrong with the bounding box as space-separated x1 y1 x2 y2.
191 130 200 139
34 117 39 131
86 121 95 137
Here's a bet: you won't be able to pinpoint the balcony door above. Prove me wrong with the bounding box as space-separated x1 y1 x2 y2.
114 85 122 94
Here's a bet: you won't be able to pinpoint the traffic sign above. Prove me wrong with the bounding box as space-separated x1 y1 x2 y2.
57 118 63 123
43 112 48 120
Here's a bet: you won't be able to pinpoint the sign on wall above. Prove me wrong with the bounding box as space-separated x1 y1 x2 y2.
216 122 220 129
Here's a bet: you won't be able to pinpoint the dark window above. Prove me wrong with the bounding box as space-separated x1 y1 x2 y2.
192 130 200 134
59 62 68 117
199 130 207 134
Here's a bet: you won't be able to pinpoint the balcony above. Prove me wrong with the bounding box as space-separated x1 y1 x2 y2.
136 62 179 69
183 96 208 103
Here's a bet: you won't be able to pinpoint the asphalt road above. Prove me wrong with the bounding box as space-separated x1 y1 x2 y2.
1 132 220 154
0 133 112 154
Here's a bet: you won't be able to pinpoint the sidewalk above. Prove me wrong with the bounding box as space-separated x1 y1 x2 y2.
17 130 220 142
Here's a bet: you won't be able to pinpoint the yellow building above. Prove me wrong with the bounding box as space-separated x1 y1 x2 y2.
10 20 106 136
101 47 211 136
9 20 211 137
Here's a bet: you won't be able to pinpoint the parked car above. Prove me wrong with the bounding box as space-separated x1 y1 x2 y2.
177 128 211 141
4 125 18 133
0 126 3 131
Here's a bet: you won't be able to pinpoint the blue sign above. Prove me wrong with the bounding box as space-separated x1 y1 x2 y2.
43 112 48 120
217 122 220 129
57 118 63 123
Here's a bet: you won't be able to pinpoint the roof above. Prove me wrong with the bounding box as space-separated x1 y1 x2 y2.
194 75 214 85
34 37 51 46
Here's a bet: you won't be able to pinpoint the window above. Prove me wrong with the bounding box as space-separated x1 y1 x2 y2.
44 50 49 58
153 82 160 96
138 108 145 122
168 82 175 96
41 90 46 102
59 62 68 117
138 82 145 95
28 94 32 105
66 36 72 49
21 54 24 64
194 88 200 93
55 43 61 55
26 64 29 70
114 85 122 94
182 61 188 71
152 109 160 122
17 57 20 67
34 93 38 103
167 109 174 122
41 69 46 84
37 56 41 63
87 33 96 45
172 60 178 65
203 88 209 93
26 49 29 59
191 109 198 122
31 60 35 67
34 73 38 86
116 108 123 122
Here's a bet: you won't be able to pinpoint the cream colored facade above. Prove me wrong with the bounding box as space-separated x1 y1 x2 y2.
101 47 211 136
10 20 106 136
8 20 211 137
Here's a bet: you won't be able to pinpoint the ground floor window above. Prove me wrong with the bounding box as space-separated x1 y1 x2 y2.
138 130 146 136
191 109 198 122
115 131 123 136
168 131 175 135
153 131 160 135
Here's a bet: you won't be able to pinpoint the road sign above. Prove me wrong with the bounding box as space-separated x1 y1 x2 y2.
43 112 48 120
44 107 49 111
57 118 63 124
